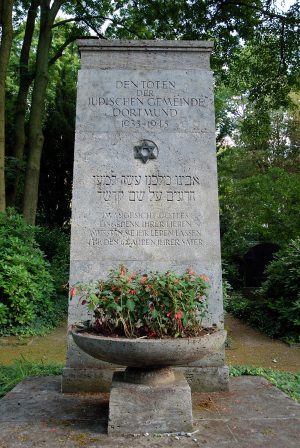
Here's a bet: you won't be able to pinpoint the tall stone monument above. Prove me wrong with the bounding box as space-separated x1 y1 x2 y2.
62 40 229 393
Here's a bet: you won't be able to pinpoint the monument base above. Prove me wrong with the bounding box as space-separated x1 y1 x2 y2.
181 366 229 392
108 370 193 435
61 365 229 393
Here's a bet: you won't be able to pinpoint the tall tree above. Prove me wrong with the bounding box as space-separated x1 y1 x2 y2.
0 0 13 211
22 0 64 224
6 0 40 206
15 0 111 223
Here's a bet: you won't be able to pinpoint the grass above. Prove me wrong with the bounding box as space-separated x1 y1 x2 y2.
0 358 63 398
230 365 300 402
0 360 299 403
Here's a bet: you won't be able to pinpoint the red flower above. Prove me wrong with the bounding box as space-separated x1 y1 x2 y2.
166 312 172 318
147 331 156 337
70 287 77 297
129 289 137 294
175 310 183 320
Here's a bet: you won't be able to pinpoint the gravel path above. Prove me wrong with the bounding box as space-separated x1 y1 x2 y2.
225 313 300 372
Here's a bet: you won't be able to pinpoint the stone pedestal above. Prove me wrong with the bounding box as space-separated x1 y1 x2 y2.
108 369 193 435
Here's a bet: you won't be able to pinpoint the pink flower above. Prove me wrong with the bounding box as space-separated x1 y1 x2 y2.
187 268 196 276
119 265 127 277
200 274 210 283
129 289 137 294
175 310 183 320
70 287 77 297
128 274 137 282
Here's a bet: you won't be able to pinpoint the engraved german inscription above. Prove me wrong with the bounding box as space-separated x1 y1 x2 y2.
87 76 210 131
87 211 202 248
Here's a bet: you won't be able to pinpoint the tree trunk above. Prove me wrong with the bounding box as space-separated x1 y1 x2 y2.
22 0 63 224
6 0 39 207
0 0 13 212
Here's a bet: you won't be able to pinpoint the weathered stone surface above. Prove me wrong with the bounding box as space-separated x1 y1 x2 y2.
108 371 193 435
63 40 227 392
2 376 300 447
77 39 213 70
61 367 115 393
181 366 230 392
62 365 229 393
70 329 226 367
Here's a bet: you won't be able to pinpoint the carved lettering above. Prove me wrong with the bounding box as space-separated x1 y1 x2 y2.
87 76 210 131
121 175 141 185
98 190 124 203
128 191 145 201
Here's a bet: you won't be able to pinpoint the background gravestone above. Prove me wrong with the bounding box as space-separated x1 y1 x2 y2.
242 243 280 287
62 40 229 392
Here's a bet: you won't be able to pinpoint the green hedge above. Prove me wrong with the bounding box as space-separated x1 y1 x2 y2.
225 238 300 343
0 210 69 335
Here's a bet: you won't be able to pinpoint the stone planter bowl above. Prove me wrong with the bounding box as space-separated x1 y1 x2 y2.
71 328 226 368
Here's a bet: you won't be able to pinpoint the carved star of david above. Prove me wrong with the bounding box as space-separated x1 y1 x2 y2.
134 140 158 163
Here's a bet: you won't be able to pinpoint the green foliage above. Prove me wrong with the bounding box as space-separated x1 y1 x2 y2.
0 358 63 398
74 265 210 338
219 140 300 287
0 210 68 336
222 272 232 310
260 238 300 342
229 366 300 402
0 209 54 331
35 226 70 296
225 238 300 342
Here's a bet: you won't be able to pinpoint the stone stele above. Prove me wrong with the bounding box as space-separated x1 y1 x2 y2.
62 40 229 393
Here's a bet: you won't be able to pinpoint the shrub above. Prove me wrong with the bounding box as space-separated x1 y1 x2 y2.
259 238 300 342
35 225 70 296
0 210 54 334
225 238 300 342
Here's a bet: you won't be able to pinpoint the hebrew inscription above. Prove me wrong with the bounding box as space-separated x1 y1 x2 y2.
92 173 203 203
